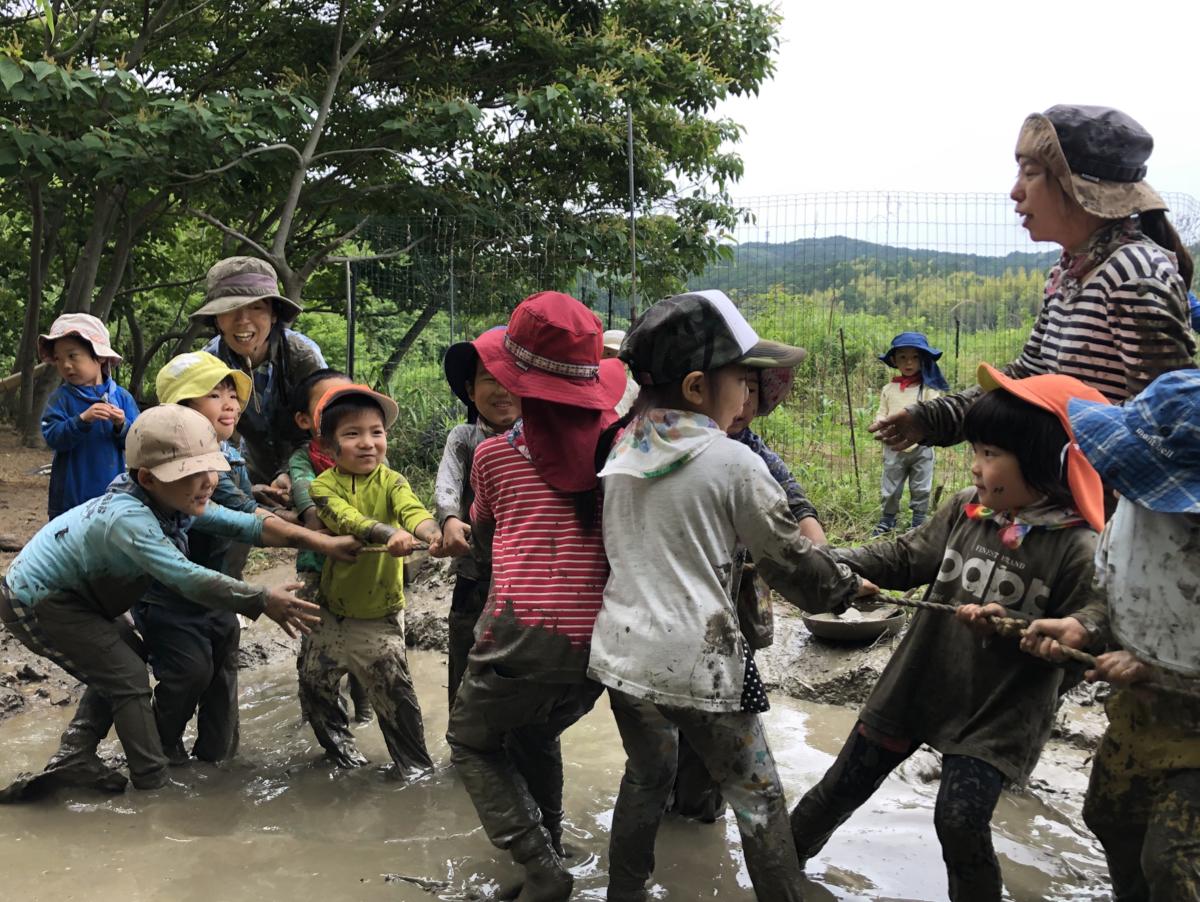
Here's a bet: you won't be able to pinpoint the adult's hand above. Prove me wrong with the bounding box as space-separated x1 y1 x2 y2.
262 583 323 638
868 409 927 449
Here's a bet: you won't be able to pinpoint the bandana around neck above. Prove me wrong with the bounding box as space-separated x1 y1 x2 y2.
892 374 922 391
963 500 1086 550
308 440 336 475
599 408 722 480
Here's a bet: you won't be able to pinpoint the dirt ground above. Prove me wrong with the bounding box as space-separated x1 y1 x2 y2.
0 427 1106 765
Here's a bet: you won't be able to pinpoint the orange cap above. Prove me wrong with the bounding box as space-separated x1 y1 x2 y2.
976 363 1109 531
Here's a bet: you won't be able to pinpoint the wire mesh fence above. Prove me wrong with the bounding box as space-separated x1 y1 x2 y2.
304 191 1200 530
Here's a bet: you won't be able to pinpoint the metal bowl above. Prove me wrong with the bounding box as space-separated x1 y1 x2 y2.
801 601 905 642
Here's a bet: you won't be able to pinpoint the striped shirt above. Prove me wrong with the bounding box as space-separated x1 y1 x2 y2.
469 433 608 681
1013 242 1195 402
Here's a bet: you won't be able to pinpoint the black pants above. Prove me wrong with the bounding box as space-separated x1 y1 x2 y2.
447 575 489 709
791 723 1006 902
132 602 241 763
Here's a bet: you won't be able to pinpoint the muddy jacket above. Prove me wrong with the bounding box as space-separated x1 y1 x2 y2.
3 480 267 619
141 442 259 613
588 436 861 713
41 378 140 518
205 327 325 484
837 488 1102 782
912 235 1195 447
433 421 499 581
310 464 434 619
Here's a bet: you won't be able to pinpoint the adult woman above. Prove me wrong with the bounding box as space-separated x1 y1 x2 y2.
873 105 1195 450
191 256 327 496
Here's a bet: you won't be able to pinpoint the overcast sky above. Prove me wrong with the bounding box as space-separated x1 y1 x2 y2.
716 0 1200 206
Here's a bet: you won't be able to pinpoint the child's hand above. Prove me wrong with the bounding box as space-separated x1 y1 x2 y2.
427 529 450 558
318 534 361 562
263 583 324 638
955 602 1007 637
440 517 472 557
79 403 118 424
253 484 291 507
855 578 880 598
1020 617 1091 663
386 530 418 557
301 508 324 532
1087 650 1155 687
108 405 126 430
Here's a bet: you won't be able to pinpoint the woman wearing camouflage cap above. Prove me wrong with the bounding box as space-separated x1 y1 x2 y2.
193 256 327 498
873 104 1196 451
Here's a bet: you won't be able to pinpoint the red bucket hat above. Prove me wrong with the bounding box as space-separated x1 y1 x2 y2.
977 364 1109 530
478 291 627 410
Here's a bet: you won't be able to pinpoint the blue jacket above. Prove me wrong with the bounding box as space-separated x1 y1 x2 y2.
40 378 140 518
2 475 267 620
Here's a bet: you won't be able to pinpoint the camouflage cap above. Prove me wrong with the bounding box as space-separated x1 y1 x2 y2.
621 290 806 386
190 256 303 327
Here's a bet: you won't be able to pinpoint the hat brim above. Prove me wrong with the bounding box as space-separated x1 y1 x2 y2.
739 339 806 370
443 341 480 411
143 449 231 483
38 331 122 365
190 294 303 327
756 367 794 417
978 363 1108 530
1016 114 1167 219
315 384 400 431
478 342 627 410
1068 397 1198 514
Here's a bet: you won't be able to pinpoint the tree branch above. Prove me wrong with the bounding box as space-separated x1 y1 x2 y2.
116 275 206 296
172 143 303 182
53 2 109 63
296 216 372 283
328 236 424 264
187 208 276 262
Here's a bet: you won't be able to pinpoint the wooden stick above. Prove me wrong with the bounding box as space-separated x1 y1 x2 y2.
357 542 429 554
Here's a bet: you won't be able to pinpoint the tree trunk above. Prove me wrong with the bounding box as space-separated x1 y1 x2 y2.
16 180 46 441
62 185 125 314
377 298 440 391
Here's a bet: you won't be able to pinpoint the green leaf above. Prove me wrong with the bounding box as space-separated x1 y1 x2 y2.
38 0 55 38
0 57 23 91
28 60 56 82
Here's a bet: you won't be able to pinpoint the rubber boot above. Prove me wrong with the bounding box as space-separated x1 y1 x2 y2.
871 514 896 537
542 808 567 858
348 674 374 724
512 827 573 902
910 510 927 529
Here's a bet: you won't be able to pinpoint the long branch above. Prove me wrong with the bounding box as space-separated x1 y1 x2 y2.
296 216 372 282
187 208 276 262
172 143 303 181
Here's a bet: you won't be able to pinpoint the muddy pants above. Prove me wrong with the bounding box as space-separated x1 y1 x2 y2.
297 608 432 775
791 723 1005 902
880 445 934 518
3 590 167 789
447 575 489 708
1084 719 1200 900
293 573 371 722
607 689 804 902
132 602 240 763
447 666 602 861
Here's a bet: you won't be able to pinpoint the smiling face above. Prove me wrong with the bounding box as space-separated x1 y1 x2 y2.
892 347 922 379
184 378 242 442
970 442 1042 511
215 300 276 366
138 469 220 518
51 336 104 386
466 360 520 430
327 406 388 475
726 369 760 435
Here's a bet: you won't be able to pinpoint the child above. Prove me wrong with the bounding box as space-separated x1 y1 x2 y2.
436 326 521 706
128 352 258 765
39 313 140 519
288 367 373 724
789 364 1110 902
588 289 874 902
0 405 355 794
300 384 445 775
445 292 626 900
1021 369 1200 902
671 363 829 822
872 332 948 534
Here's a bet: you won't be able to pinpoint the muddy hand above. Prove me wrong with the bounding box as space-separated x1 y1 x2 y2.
855 578 880 598
320 534 361 562
868 409 926 449
263 584 323 638
253 484 291 507
1087 650 1155 687
1020 617 1090 663
955 602 1007 637
440 517 472 557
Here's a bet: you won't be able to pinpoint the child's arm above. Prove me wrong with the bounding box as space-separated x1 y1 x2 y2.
833 492 959 589
192 499 359 561
434 426 473 556
288 448 322 530
110 387 140 446
389 471 444 557
874 384 891 425
40 389 94 451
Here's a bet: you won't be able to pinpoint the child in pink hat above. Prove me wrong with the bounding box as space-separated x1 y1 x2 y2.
38 313 140 519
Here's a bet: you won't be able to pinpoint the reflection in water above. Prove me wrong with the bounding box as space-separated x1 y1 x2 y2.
0 651 1108 901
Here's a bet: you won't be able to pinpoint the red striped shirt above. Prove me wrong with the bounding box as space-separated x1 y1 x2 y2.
470 435 607 648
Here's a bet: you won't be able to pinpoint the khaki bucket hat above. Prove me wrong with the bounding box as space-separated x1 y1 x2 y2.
127 405 231 482
190 256 303 327
1016 104 1167 219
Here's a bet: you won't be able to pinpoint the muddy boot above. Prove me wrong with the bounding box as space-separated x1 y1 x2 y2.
541 808 567 858
871 514 896 537
164 740 190 767
348 674 374 724
512 828 572 902
910 510 927 529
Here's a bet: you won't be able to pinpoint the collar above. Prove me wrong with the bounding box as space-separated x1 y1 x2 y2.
962 497 1087 549
599 408 722 480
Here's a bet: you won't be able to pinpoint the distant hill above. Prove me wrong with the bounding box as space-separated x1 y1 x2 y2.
689 236 1059 293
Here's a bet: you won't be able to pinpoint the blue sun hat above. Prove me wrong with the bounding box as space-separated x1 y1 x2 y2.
878 332 950 391
1067 369 1200 513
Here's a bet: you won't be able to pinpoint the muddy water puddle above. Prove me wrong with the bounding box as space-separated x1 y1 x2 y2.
0 651 1108 901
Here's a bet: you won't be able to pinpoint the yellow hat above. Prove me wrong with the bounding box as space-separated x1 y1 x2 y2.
156 352 253 409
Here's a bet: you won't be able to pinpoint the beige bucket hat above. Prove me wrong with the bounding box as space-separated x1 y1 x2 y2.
1016 104 1166 219
38 313 122 364
190 256 303 327
127 405 231 482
